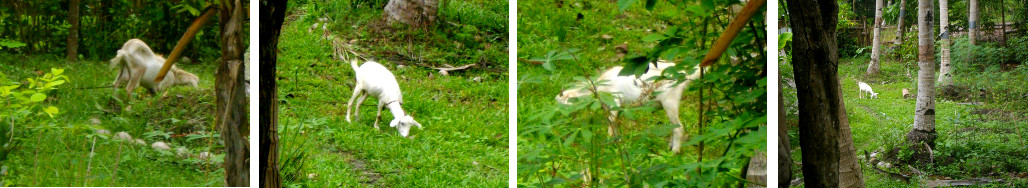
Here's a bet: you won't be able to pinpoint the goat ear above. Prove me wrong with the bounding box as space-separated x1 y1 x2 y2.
390 119 399 127
414 120 423 129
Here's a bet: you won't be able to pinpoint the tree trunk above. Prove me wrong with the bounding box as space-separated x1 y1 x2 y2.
937 0 953 87
259 0 287 187
217 1 249 186
66 0 80 62
778 83 793 188
786 0 866 187
895 0 906 45
384 0 438 27
969 0 978 45
867 0 885 76
1001 0 1006 46
906 0 938 165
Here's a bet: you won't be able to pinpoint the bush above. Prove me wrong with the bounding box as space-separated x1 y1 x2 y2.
950 37 1010 72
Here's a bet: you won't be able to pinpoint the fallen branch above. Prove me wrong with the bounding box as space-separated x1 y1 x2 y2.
517 57 543 65
924 178 1004 187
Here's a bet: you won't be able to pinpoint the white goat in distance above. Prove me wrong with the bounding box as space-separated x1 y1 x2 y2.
858 82 879 99
109 39 199 107
555 60 703 153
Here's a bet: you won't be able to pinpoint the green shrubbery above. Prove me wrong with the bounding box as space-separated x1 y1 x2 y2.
0 68 68 161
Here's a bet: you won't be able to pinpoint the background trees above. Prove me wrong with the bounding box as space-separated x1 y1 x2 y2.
0 0 224 62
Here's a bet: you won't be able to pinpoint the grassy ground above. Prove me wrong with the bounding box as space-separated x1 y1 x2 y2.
0 55 225 186
781 37 1028 187
275 0 508 187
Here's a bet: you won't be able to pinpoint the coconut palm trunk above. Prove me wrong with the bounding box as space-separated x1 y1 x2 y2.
906 0 938 164
894 0 907 45
384 0 438 27
969 0 979 45
786 0 866 186
867 0 885 76
937 0 953 87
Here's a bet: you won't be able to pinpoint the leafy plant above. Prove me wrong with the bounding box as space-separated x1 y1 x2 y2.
0 68 68 161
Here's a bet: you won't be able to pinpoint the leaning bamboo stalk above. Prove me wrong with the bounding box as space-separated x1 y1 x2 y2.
700 0 765 67
154 7 217 83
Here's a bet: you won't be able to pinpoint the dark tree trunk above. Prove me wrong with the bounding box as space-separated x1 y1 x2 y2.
786 0 866 187
217 0 249 186
67 0 80 62
259 0 287 187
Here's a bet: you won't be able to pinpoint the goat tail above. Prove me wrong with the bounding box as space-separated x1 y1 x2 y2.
110 50 127 69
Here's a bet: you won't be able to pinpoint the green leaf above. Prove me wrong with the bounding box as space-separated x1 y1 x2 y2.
779 32 793 50
43 106 59 118
618 56 651 77
29 93 46 102
617 0 637 11
641 34 668 42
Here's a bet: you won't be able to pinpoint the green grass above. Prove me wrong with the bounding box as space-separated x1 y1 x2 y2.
275 0 508 187
782 40 1028 187
0 55 226 186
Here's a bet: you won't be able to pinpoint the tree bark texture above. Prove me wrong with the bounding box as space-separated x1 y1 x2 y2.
217 0 249 186
969 0 978 45
937 0 953 87
907 0 938 164
259 0 287 187
867 0 884 76
67 0 80 63
895 0 906 45
384 0 438 27
786 0 866 187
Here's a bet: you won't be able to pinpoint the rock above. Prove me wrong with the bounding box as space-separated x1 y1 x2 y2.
175 147 190 158
113 132 132 141
133 139 146 146
151 142 170 151
472 76 482 82
89 118 101 125
197 152 212 161
307 173 318 180
95 129 111 135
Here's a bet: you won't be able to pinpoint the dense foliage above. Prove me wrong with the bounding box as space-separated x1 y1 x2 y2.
518 0 766 187
0 0 240 62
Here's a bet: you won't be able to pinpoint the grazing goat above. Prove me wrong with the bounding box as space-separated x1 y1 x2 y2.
110 39 199 104
555 60 703 153
902 88 912 99
344 57 422 137
858 82 879 99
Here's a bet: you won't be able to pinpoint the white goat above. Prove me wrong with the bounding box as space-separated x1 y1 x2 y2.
858 82 879 99
555 60 703 153
344 57 422 137
110 39 199 104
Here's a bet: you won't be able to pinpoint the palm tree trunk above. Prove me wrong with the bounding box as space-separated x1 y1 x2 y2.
969 0 979 45
937 0 953 87
907 0 938 165
895 0 907 44
786 0 866 187
217 0 249 186
384 0 439 27
867 0 885 76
